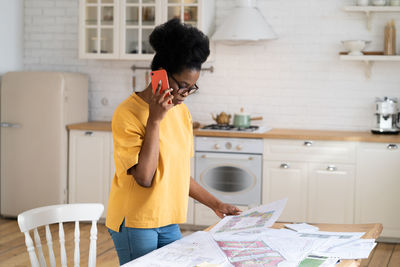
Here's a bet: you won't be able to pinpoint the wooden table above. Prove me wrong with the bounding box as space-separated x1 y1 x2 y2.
206 222 382 267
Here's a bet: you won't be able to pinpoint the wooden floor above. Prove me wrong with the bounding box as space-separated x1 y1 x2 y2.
1 217 399 267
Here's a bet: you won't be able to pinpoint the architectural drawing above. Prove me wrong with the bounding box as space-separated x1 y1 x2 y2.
217 240 285 267
216 211 274 234
210 198 288 236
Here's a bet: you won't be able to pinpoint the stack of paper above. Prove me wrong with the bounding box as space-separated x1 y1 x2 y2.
123 198 377 267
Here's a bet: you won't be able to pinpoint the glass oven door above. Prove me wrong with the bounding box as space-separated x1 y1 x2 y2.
194 152 262 205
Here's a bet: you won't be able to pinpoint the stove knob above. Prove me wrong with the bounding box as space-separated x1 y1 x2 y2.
214 144 220 149
225 142 232 149
236 145 243 151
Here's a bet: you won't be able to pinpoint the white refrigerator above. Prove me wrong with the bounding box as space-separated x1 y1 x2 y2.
0 71 88 217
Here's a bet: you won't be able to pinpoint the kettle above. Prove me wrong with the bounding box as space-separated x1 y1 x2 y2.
233 108 263 128
211 112 231 125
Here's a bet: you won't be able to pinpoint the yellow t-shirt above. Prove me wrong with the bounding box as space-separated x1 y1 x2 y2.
105 93 194 231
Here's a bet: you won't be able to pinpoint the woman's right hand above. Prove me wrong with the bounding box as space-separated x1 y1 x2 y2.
148 81 174 123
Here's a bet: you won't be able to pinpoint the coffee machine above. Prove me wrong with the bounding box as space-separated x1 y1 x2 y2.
371 97 400 134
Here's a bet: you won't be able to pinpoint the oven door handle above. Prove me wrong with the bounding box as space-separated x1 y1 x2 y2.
199 154 256 161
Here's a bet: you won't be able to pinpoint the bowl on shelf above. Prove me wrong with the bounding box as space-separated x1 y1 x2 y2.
341 40 371 56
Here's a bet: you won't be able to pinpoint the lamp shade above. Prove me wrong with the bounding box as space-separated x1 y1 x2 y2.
212 0 277 43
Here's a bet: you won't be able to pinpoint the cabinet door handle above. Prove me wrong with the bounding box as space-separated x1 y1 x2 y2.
326 165 337 172
85 131 93 136
0 122 21 128
280 163 290 169
387 144 398 150
304 141 313 147
199 154 256 161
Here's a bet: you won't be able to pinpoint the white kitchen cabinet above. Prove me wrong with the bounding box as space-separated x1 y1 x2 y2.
79 0 120 59
308 163 355 224
262 161 308 222
194 202 218 226
356 142 400 238
120 0 161 60
263 139 356 224
79 0 215 60
68 130 114 218
263 139 356 163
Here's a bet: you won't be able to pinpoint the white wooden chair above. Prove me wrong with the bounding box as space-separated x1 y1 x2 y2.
17 203 104 267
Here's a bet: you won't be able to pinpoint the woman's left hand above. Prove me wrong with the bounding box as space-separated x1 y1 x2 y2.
213 203 242 218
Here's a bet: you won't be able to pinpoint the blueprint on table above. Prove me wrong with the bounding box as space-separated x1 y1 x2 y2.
210 198 288 236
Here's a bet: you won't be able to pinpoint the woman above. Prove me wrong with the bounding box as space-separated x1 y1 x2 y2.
106 18 241 265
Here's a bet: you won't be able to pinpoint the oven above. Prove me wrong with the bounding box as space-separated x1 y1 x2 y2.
194 137 263 206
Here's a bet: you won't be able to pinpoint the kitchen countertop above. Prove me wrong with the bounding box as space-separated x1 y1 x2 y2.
67 121 112 131
67 121 400 143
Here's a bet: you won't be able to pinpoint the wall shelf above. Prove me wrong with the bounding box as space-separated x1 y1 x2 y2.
340 55 400 78
343 6 400 30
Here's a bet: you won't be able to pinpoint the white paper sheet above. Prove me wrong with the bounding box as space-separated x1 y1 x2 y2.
264 236 328 262
298 231 365 253
312 239 377 259
297 231 364 243
284 223 319 233
122 231 231 267
210 198 288 236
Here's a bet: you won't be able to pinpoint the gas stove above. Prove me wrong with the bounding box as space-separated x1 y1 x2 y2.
200 124 269 133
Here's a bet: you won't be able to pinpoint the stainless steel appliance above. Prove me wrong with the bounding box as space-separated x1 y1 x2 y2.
201 124 260 132
371 97 400 134
200 124 271 133
195 137 263 206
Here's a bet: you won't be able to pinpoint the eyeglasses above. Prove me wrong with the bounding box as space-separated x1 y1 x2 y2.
169 75 199 96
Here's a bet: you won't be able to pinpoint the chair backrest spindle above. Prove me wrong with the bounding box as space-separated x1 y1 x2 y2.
88 220 98 267
59 222 67 267
74 221 80 267
45 225 56 267
33 228 46 267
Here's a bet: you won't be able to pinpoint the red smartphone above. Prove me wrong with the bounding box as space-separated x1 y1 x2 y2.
151 69 170 94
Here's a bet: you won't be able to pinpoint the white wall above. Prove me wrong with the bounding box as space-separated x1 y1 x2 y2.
0 0 24 75
23 0 400 131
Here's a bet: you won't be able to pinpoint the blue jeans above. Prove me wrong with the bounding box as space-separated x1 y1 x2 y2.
108 221 182 266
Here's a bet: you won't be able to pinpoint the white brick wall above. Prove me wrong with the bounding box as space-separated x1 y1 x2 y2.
24 0 400 131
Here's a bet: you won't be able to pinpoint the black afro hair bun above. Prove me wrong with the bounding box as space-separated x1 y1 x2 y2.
149 18 210 74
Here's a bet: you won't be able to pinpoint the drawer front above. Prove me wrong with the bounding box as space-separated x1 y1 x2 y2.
263 139 356 163
194 203 220 226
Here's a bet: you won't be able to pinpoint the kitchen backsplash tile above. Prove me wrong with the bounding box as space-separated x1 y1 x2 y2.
23 0 400 130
